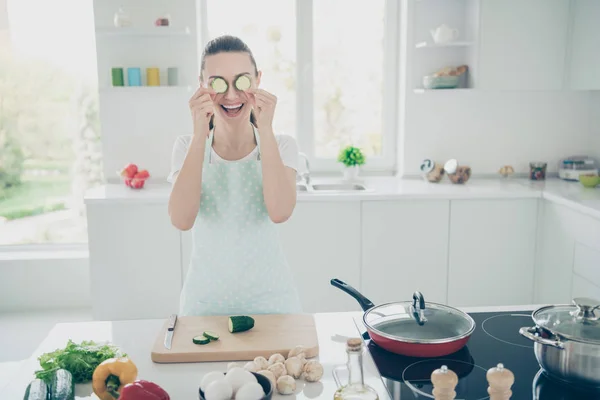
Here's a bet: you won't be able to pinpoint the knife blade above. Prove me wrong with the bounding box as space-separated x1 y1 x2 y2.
163 314 177 350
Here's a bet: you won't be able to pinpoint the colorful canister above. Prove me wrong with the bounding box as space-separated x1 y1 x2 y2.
111 68 124 86
167 67 178 86
147 67 160 86
127 68 142 86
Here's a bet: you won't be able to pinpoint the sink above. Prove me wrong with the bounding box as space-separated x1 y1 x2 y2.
311 183 367 191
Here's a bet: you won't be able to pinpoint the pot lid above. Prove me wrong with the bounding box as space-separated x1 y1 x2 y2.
364 292 475 344
533 297 600 343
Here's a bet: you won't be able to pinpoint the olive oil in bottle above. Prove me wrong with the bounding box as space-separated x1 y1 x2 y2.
333 338 379 400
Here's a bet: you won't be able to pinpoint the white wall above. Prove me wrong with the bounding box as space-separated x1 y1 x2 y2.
401 90 594 176
591 92 600 160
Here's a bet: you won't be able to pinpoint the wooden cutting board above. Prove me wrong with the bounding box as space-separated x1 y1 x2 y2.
151 314 319 363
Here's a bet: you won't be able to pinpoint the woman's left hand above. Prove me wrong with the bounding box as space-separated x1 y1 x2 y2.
247 89 277 131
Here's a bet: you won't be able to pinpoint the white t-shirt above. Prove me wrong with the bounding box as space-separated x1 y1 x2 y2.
167 133 299 183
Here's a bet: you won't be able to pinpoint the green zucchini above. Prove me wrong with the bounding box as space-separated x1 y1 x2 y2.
211 77 227 94
193 335 210 345
203 331 220 341
50 369 74 400
23 379 49 400
228 316 255 333
235 75 251 91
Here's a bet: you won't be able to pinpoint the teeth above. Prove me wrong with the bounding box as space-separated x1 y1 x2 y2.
223 104 242 109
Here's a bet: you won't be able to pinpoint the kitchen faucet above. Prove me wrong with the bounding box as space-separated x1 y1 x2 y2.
298 152 311 185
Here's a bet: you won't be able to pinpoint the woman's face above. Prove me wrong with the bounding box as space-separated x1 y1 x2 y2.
201 52 260 124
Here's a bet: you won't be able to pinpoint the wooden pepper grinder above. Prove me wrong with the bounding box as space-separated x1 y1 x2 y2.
431 365 458 400
486 363 514 400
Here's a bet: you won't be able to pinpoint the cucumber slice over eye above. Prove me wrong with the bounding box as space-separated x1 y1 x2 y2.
235 75 251 91
211 77 228 94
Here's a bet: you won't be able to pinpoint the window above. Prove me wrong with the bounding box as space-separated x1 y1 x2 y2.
0 0 101 246
203 0 399 171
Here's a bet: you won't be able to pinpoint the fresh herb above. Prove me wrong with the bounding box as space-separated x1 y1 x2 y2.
34 339 125 385
337 145 366 167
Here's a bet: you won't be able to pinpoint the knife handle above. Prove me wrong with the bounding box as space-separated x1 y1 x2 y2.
167 314 177 331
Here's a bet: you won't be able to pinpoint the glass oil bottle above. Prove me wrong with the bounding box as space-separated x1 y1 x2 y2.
333 338 379 400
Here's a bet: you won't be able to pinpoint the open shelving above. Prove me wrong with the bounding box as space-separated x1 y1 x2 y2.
95 26 192 37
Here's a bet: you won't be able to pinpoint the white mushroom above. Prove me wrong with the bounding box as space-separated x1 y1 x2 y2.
253 356 269 371
276 375 296 395
268 353 286 366
284 356 303 379
303 360 323 382
267 362 287 380
287 345 306 359
257 369 276 390
244 361 258 372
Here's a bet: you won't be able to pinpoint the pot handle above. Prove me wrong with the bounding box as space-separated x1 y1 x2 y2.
330 279 375 311
519 326 565 349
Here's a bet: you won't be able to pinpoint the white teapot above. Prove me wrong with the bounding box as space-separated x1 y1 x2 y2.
430 24 459 44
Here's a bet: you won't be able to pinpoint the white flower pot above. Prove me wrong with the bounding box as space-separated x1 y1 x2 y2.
342 165 360 181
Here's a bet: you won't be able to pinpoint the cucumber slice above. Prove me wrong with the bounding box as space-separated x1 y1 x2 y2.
228 316 255 333
235 75 251 91
211 77 227 94
203 331 220 341
193 335 210 345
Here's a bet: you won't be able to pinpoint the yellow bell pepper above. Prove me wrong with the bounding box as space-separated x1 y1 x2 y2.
92 357 138 400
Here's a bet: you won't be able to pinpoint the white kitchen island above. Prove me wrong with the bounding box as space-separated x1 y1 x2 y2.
2 305 545 400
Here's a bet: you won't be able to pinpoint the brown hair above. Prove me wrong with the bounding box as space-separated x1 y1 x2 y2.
200 35 258 130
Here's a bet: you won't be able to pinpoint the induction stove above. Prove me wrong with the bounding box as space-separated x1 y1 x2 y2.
353 310 600 400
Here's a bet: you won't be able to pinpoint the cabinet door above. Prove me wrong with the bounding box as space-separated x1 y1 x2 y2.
87 204 182 320
568 0 600 90
448 199 538 307
361 200 450 305
478 0 570 90
277 202 361 313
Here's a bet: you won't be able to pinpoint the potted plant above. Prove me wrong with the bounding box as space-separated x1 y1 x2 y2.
337 145 366 181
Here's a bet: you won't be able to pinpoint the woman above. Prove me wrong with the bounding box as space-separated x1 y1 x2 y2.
167 35 302 317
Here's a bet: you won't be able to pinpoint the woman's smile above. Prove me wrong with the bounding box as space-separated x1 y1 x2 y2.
220 102 245 118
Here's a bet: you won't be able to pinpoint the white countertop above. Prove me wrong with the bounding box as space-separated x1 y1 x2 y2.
84 176 600 219
2 305 544 400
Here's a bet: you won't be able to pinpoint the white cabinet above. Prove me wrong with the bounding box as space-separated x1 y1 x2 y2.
361 200 450 305
448 199 538 306
87 203 182 320
477 0 570 91
568 0 600 90
536 200 600 303
277 202 362 313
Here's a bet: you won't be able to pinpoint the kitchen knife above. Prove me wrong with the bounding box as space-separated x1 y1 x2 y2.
163 314 177 350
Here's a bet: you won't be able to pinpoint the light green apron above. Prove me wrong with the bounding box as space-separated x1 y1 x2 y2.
179 126 303 316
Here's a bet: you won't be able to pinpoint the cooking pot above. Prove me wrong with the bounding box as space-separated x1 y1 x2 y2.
331 278 475 357
519 297 600 388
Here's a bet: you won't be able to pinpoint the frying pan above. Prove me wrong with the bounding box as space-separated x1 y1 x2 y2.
331 278 475 357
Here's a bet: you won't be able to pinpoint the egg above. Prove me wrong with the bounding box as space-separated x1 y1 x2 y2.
204 379 233 400
224 367 257 394
235 381 265 400
201 371 226 392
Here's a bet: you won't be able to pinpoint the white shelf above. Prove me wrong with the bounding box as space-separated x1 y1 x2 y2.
96 26 191 37
415 41 475 49
413 88 474 94
100 85 193 92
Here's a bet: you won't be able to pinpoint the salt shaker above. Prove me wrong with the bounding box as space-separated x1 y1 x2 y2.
486 363 514 400
431 365 458 400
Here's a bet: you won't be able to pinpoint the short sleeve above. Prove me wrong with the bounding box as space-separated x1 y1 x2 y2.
167 135 192 183
276 134 299 171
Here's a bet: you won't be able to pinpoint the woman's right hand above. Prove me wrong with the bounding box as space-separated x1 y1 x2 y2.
189 87 216 135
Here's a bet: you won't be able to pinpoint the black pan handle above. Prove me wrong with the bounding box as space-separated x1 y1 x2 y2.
330 278 375 311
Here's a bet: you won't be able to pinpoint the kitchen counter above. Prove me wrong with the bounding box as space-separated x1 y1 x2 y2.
84 176 600 218
2 305 544 400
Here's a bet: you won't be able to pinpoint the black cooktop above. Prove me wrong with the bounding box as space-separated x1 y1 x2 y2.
354 310 600 400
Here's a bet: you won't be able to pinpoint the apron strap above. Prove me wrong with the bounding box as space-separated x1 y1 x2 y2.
206 124 261 164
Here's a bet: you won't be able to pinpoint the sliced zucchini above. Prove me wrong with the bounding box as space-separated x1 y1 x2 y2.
23 379 49 400
193 335 211 345
235 75 251 91
211 77 228 94
203 331 220 341
228 316 255 333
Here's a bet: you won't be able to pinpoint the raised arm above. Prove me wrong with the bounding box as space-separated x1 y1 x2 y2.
249 89 297 223
168 87 215 230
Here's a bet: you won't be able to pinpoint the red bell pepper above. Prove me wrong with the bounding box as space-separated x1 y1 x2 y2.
118 380 170 400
